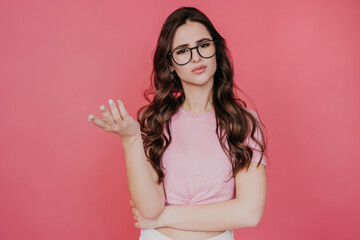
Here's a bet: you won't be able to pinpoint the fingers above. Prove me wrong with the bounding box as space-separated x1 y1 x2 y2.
131 205 140 228
88 99 129 132
132 207 139 218
108 99 123 123
130 199 134 206
88 114 111 131
99 105 117 127
117 99 130 121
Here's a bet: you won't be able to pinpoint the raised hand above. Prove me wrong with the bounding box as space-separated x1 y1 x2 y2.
88 99 140 142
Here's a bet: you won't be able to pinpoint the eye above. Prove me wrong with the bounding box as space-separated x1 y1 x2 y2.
199 42 210 48
175 48 188 55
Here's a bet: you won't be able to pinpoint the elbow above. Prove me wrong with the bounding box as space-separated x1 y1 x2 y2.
132 190 166 219
247 212 263 227
248 216 260 227
142 204 165 219
235 207 262 228
139 199 165 219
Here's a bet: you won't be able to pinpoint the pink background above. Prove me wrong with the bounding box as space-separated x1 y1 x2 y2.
1 0 359 239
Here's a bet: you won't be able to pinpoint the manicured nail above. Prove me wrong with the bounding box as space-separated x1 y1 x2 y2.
88 115 94 120
100 105 106 111
109 99 114 105
117 99 122 104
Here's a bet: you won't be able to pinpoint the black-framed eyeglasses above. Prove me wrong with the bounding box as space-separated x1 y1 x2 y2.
168 39 218 66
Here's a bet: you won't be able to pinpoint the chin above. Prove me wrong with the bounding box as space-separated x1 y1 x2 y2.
190 75 214 86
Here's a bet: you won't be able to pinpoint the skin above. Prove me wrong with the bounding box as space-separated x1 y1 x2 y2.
169 20 217 114
88 99 140 143
88 20 267 240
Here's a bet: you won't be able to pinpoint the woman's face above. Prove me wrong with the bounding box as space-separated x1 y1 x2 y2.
169 21 217 87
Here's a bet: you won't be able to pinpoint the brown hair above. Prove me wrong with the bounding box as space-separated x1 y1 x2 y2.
136 6 268 185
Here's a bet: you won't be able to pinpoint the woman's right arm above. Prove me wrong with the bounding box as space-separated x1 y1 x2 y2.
88 99 165 219
122 133 165 219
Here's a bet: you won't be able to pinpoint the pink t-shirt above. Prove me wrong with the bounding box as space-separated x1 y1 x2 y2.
162 107 266 206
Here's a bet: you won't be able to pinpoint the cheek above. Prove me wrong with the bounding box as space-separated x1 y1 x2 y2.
175 58 217 80
175 67 192 79
209 59 217 75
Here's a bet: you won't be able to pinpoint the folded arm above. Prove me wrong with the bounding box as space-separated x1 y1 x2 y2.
158 162 267 231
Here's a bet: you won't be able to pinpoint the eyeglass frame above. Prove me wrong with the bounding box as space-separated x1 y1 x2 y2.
167 39 218 66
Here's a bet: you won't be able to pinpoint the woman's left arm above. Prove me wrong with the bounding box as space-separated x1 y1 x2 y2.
132 162 267 231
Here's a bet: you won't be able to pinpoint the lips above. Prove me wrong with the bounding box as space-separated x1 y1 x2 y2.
192 65 207 72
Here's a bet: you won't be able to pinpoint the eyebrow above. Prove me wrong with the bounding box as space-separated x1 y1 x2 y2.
173 38 212 50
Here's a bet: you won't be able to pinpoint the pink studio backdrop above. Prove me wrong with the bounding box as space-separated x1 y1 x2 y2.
1 0 359 239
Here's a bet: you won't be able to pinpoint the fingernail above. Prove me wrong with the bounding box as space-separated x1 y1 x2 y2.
117 99 122 104
88 115 94 120
109 99 114 105
100 105 105 111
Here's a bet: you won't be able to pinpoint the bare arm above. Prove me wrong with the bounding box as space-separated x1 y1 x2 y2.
161 163 266 230
155 163 266 231
88 99 165 219
132 162 266 230
122 133 166 219
131 109 267 230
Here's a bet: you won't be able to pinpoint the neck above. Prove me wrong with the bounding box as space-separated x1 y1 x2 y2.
180 78 214 114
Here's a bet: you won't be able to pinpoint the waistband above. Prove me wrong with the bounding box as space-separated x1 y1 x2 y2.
139 228 234 240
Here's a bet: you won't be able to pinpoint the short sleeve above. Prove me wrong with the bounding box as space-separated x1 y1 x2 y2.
244 109 266 168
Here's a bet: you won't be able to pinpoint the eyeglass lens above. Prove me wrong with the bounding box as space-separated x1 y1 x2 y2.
172 40 216 65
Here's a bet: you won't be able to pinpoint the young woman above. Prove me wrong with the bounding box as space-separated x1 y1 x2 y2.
88 6 267 240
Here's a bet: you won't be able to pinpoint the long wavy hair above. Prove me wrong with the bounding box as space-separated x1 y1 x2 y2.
136 6 268 185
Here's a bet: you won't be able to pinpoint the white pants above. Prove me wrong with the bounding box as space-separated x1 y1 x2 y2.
139 228 234 240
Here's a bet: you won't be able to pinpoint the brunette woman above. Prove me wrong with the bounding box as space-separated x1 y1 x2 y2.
88 6 268 240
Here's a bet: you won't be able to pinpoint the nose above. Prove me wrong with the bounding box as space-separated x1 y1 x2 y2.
191 47 201 62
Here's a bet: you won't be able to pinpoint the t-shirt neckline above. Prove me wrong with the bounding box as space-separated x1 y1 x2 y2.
178 107 215 117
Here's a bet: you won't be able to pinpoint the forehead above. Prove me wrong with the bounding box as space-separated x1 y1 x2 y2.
172 21 211 48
